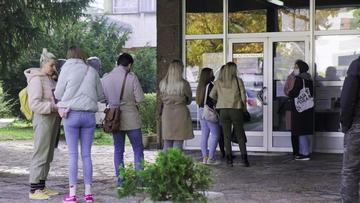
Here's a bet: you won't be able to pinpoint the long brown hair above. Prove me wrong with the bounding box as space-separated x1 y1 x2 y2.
66 46 86 62
196 67 214 106
218 62 238 88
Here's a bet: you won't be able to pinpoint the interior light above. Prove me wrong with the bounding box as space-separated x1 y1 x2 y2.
267 0 284 6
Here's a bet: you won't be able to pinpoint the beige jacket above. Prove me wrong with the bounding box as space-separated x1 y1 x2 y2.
161 81 194 140
101 66 145 131
210 78 247 110
24 68 57 115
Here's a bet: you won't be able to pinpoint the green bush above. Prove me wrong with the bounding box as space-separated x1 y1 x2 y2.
117 148 212 202
138 93 156 134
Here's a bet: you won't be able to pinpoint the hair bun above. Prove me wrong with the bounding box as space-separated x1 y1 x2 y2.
42 48 48 55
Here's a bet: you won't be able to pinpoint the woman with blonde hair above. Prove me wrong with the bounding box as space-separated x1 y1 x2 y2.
196 67 220 164
210 62 249 167
55 46 104 203
160 59 194 149
25 48 61 200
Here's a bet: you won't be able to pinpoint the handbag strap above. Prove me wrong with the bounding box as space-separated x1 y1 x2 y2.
235 78 246 107
302 79 306 89
203 83 210 106
119 71 129 103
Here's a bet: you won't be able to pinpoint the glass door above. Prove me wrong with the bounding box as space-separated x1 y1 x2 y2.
269 37 309 151
229 37 309 152
229 39 269 151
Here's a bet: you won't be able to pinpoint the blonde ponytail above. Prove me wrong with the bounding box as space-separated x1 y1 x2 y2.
40 48 56 68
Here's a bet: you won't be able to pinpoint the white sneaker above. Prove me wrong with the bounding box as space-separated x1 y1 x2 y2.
207 158 220 165
202 156 208 164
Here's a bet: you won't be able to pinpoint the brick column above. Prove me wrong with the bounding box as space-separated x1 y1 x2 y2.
156 0 183 147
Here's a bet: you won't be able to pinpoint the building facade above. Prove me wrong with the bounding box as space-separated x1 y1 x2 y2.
157 0 360 153
104 0 157 48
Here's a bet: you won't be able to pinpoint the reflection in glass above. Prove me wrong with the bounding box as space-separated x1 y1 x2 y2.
316 0 360 31
186 0 223 35
315 35 360 132
272 41 305 132
185 39 223 130
228 0 309 33
278 8 309 31
229 10 267 33
232 42 264 131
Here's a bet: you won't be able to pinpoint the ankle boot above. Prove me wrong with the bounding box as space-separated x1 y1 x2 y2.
226 155 233 167
241 154 250 167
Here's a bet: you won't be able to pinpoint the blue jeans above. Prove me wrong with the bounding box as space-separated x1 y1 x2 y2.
113 129 144 177
299 135 311 156
199 108 220 159
64 111 96 185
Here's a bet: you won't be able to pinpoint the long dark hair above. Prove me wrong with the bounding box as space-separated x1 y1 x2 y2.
196 67 214 106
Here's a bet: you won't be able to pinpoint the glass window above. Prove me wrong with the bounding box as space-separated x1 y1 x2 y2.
316 0 360 31
113 0 139 14
185 39 223 129
186 0 223 35
272 41 305 132
232 42 264 131
139 0 156 13
228 0 309 33
315 35 360 132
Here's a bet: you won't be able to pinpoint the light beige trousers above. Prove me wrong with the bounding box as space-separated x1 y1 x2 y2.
29 113 60 183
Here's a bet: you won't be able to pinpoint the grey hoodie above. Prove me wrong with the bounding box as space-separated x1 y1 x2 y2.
24 68 57 114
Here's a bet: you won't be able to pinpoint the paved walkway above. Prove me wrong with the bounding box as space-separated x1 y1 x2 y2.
0 140 342 202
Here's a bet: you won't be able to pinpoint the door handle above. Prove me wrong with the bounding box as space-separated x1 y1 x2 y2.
257 87 267 106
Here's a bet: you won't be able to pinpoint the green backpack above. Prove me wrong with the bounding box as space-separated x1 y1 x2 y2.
19 87 33 120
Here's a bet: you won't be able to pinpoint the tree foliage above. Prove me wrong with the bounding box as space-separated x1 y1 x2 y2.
0 0 129 115
0 0 92 72
131 47 156 93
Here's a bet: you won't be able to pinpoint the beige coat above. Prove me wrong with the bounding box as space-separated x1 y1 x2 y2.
210 78 247 110
24 68 57 114
101 66 145 131
161 81 194 140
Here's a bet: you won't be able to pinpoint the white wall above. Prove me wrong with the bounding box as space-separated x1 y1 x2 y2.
107 13 157 48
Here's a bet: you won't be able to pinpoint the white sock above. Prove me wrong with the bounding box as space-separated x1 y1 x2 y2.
85 184 91 195
69 185 76 196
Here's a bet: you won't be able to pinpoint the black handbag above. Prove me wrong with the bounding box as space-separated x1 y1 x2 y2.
235 78 251 122
230 129 248 144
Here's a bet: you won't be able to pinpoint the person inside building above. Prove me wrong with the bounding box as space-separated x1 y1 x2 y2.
210 62 249 167
287 60 314 161
26 48 61 200
159 59 194 150
196 67 220 165
284 69 298 157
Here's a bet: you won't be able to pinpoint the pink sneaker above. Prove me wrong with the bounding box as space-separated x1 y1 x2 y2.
84 194 93 203
63 194 77 203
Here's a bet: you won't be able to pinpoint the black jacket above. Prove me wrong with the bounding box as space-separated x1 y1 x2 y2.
340 57 360 133
288 75 314 136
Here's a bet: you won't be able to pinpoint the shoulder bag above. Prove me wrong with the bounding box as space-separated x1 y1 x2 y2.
103 71 129 133
294 79 314 113
201 83 219 122
235 78 251 122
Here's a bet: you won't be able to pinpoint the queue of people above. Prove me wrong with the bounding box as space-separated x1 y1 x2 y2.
25 46 329 202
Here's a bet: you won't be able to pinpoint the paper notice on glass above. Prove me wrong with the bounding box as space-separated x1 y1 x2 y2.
276 80 286 97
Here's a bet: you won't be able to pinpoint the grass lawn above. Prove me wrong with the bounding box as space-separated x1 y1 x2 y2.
0 120 121 145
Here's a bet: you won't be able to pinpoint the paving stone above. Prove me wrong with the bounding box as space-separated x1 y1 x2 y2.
0 141 343 202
